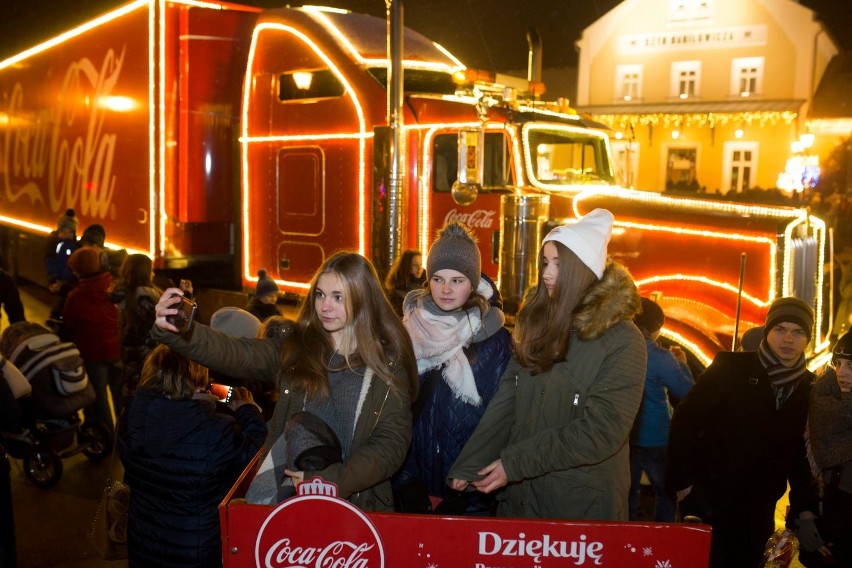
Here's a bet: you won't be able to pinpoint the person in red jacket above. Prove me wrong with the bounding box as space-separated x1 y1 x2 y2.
63 247 122 434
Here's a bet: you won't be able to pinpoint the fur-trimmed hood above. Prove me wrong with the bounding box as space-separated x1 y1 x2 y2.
573 261 641 341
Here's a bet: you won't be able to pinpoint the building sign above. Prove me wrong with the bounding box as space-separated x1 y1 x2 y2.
618 25 767 53
222 477 712 568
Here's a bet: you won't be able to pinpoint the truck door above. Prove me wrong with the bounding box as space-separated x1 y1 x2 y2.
242 26 365 292
427 130 514 281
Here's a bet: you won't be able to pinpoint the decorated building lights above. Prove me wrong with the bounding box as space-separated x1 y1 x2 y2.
588 111 798 130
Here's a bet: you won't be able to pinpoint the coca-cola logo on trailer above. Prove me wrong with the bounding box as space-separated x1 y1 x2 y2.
255 478 384 568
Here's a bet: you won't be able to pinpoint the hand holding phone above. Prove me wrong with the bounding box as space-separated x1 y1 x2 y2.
165 294 197 333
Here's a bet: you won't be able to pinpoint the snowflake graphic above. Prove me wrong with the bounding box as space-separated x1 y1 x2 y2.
655 560 672 568
426 563 438 568
643 547 654 556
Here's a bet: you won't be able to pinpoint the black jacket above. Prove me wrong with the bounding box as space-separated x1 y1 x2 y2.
118 392 266 567
668 351 819 522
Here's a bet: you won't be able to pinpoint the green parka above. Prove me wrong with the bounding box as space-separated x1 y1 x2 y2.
448 262 646 520
151 322 412 512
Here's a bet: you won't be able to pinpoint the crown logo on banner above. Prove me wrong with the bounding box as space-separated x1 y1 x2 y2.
297 476 339 498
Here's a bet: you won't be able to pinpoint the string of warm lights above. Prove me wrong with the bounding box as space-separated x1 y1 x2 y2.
589 111 798 130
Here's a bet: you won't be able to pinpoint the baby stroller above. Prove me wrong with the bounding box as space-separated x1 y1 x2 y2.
0 322 112 488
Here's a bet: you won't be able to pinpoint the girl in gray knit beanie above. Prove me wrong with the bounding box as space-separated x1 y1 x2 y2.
394 222 513 514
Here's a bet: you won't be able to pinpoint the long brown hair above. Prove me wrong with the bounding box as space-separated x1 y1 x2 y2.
117 254 161 335
384 249 424 293
280 252 418 400
138 344 209 400
514 242 597 375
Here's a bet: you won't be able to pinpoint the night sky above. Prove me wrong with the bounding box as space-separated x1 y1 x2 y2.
1 0 849 73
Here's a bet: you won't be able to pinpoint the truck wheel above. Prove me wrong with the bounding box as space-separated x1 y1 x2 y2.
23 446 63 488
81 421 113 461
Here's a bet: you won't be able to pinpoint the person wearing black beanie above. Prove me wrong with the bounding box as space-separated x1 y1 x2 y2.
668 296 819 568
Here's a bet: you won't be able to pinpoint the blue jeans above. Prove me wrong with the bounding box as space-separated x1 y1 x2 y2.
83 360 123 433
628 445 676 522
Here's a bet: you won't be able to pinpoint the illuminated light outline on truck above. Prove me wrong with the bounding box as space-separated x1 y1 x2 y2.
574 188 829 358
0 0 155 257
240 22 367 292
637 274 772 308
300 6 465 75
416 122 525 269
520 122 617 193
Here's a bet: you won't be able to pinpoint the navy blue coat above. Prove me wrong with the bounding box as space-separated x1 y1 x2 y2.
118 392 266 567
394 276 513 512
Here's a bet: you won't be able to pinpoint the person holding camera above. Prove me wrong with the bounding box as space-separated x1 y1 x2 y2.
151 252 418 512
118 345 266 567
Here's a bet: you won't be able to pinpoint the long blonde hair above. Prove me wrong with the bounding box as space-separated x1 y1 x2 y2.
280 252 418 399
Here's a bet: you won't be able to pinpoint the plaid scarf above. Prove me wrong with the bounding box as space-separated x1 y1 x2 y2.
757 338 807 409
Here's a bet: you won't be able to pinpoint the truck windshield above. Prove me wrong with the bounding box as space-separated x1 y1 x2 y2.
432 132 513 192
524 125 616 188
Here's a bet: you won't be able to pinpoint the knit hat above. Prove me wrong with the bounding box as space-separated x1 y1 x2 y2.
764 297 814 341
634 297 665 334
56 209 78 234
542 208 613 279
210 307 261 338
426 222 481 290
740 325 765 351
80 224 106 248
67 246 101 276
833 331 852 360
255 269 279 299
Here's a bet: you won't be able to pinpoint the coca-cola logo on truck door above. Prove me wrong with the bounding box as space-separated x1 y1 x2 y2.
255 478 384 568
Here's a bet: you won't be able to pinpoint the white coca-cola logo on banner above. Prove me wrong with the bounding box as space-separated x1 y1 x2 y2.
255 478 384 568
442 208 497 229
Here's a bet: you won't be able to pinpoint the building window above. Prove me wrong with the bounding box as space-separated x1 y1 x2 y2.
723 142 758 193
730 57 764 97
671 61 701 99
611 139 640 188
669 0 712 21
616 65 643 101
665 146 699 191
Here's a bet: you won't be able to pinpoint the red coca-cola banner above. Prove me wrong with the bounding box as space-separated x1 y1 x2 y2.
221 476 711 568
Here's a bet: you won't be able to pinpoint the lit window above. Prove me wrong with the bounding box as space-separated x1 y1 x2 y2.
730 57 764 98
671 61 701 99
616 64 643 101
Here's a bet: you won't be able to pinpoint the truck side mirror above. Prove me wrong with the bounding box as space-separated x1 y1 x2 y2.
451 129 483 205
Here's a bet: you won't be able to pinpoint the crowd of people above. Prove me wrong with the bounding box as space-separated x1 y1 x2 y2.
1 206 850 568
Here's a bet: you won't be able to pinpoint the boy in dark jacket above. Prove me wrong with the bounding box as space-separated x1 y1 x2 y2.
668 297 820 568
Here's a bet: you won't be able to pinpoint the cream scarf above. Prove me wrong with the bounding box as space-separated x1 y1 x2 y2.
403 295 483 406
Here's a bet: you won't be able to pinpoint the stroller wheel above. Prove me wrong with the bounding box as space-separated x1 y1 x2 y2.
23 446 63 488
81 421 113 461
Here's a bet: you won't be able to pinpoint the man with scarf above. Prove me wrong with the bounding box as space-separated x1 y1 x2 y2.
798 331 852 567
667 297 820 568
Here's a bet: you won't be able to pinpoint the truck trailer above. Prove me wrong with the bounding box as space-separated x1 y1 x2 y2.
0 0 830 366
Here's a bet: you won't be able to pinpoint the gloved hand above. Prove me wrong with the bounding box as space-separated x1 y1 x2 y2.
794 517 825 552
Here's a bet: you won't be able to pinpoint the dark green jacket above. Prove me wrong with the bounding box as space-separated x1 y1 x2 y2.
448 262 646 520
151 323 412 512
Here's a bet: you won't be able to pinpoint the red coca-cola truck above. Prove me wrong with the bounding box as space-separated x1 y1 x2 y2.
0 0 830 366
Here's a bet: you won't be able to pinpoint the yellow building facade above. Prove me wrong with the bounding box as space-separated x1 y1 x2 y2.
575 0 838 195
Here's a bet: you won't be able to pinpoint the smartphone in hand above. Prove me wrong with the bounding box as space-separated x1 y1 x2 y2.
209 383 234 403
165 295 197 333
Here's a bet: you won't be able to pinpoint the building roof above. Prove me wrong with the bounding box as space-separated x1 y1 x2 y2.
809 52 852 119
576 99 806 116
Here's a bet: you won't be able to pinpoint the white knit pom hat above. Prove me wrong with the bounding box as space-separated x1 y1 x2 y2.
541 208 614 279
